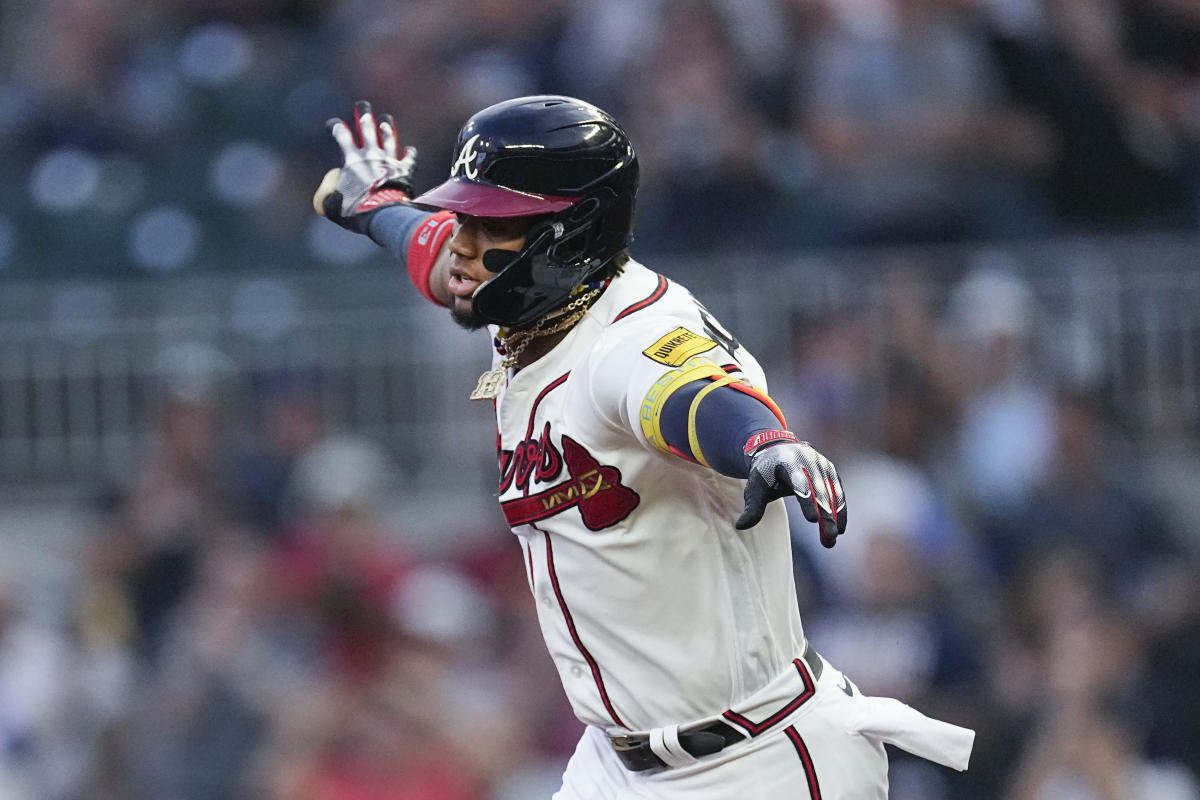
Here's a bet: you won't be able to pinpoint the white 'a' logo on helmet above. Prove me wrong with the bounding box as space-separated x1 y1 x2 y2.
451 133 482 179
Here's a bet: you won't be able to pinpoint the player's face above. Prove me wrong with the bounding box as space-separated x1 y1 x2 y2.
446 213 536 330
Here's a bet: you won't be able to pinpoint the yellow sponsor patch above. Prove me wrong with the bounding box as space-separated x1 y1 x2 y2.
643 327 717 366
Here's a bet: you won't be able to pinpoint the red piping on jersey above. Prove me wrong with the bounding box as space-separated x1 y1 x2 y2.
721 657 815 736
524 372 570 442
785 726 823 799
543 530 627 729
613 274 668 322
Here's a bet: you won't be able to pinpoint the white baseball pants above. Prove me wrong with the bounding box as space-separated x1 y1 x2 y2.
554 654 972 799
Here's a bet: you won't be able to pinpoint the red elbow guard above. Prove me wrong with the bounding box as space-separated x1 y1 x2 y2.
406 210 455 306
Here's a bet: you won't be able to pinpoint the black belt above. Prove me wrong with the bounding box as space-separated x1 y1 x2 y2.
611 643 824 772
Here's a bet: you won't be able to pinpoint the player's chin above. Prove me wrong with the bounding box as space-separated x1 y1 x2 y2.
449 302 488 331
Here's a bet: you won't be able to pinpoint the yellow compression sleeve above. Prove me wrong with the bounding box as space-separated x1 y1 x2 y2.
639 357 728 454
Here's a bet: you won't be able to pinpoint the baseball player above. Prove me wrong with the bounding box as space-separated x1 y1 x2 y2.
314 96 974 799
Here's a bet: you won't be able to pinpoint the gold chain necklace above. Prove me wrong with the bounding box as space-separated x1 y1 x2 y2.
469 287 601 401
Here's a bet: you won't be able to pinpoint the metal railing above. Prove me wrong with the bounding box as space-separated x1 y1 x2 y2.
0 234 1196 517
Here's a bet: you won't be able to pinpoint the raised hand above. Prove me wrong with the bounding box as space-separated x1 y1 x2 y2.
313 100 417 234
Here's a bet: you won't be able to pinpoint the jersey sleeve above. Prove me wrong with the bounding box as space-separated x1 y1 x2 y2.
577 318 761 453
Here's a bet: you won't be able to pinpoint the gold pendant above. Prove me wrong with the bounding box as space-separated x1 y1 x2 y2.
470 368 506 401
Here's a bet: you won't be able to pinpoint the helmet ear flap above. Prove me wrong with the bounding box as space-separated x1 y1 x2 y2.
565 195 604 224
546 186 620 266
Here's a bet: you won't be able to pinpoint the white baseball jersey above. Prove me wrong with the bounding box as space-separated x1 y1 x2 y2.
483 263 975 798
487 260 807 735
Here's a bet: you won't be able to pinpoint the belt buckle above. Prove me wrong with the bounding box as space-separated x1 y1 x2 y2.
610 734 643 752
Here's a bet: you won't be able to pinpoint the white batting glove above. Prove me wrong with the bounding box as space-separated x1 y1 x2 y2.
735 431 847 547
314 100 417 234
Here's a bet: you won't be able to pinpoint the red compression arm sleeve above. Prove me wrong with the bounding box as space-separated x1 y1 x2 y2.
405 210 455 307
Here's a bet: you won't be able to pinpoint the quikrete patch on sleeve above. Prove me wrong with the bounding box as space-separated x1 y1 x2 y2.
642 327 718 366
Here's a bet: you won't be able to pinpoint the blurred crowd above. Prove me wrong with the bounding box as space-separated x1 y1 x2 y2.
0 0 1199 799
780 259 1200 799
1 363 583 799
0 251 1197 800
0 0 1198 278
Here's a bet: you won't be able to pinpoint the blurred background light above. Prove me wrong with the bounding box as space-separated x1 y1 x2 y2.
126 205 200 272
178 23 253 87
30 149 102 213
208 141 284 207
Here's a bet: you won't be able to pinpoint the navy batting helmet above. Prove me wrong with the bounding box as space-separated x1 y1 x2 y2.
412 95 638 329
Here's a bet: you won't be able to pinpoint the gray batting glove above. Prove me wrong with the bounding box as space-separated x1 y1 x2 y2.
313 100 417 234
735 432 847 547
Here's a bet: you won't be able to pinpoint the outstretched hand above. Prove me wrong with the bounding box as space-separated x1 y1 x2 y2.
314 100 417 234
735 434 846 547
